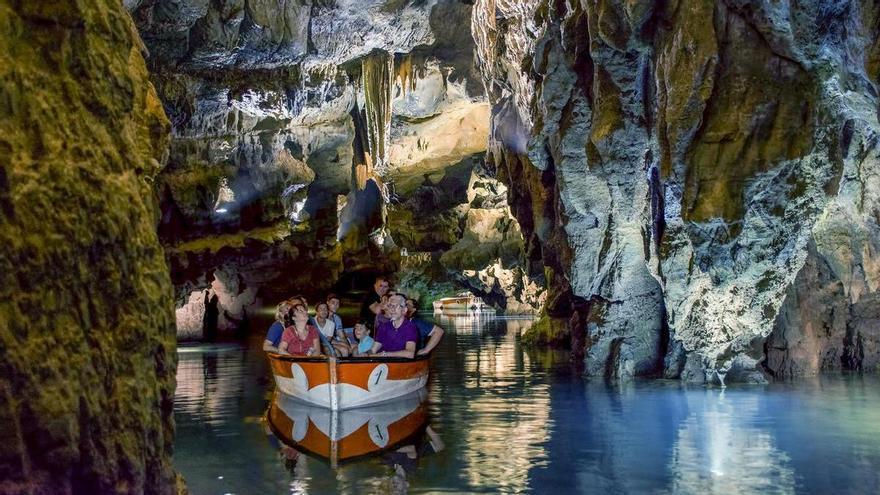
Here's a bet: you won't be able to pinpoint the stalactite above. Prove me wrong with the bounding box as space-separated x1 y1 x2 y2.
394 53 421 97
355 153 373 191
360 50 394 176
338 51 394 251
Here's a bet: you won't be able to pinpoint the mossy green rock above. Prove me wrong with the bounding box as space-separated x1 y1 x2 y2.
0 1 178 493
521 313 570 347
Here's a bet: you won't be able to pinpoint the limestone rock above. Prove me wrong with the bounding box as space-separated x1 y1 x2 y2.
390 153 544 313
474 0 880 380
0 1 178 492
174 265 261 341
395 252 459 306
134 0 439 70
131 0 530 325
766 222 880 377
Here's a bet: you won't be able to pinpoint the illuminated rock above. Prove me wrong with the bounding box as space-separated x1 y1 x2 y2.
131 0 541 325
473 0 880 379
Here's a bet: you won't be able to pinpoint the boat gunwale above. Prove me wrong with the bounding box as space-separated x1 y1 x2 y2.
266 353 431 365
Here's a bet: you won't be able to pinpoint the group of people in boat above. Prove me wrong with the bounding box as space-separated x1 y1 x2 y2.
262 276 445 360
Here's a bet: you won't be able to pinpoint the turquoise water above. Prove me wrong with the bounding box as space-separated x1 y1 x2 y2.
174 313 880 494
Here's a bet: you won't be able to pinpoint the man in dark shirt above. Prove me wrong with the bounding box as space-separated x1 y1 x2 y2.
359 276 390 328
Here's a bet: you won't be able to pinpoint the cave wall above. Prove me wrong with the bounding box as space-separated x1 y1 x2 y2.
131 0 541 332
474 0 880 380
0 1 178 493
389 153 545 311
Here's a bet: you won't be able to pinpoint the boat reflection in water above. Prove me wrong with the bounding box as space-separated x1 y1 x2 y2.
432 306 499 333
267 388 430 467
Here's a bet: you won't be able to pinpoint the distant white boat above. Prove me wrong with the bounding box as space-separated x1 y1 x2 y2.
432 292 491 312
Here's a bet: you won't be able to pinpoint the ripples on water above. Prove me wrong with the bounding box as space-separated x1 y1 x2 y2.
174 313 880 494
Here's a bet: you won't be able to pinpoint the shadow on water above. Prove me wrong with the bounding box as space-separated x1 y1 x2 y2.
173 312 880 494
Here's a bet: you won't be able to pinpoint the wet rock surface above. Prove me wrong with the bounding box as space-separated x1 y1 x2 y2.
0 1 178 492
127 0 879 380
474 0 880 380
390 154 545 311
128 0 542 332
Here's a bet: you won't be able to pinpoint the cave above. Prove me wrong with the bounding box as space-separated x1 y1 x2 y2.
2 0 880 493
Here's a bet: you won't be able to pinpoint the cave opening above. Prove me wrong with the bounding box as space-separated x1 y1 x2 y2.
144 1 544 345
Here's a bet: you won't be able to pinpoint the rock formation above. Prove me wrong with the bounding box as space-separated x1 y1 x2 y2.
130 0 541 333
125 0 880 380
0 1 178 493
473 0 880 380
391 153 545 311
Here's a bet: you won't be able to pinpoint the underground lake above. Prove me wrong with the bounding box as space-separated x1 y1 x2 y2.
174 312 880 494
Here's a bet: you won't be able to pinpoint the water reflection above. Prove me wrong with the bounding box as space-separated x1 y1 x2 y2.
433 308 500 332
670 390 795 494
175 343 248 428
428 311 553 492
267 389 430 466
173 316 880 494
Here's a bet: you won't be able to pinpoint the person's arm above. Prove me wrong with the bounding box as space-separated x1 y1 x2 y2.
332 340 351 357
368 301 383 315
333 337 351 350
264 323 284 352
381 341 415 359
417 325 444 355
309 337 322 356
368 341 382 355
279 340 290 354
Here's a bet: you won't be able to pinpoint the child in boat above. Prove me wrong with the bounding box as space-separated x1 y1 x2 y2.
313 301 351 357
326 294 344 331
352 322 379 357
312 301 336 340
325 293 356 349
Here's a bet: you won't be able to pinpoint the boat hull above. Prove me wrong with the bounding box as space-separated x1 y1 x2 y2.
267 353 429 410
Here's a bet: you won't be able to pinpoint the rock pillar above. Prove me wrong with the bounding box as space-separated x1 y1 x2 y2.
0 1 178 492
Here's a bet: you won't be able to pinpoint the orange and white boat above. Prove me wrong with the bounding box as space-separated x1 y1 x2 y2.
267 388 428 466
266 353 430 410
